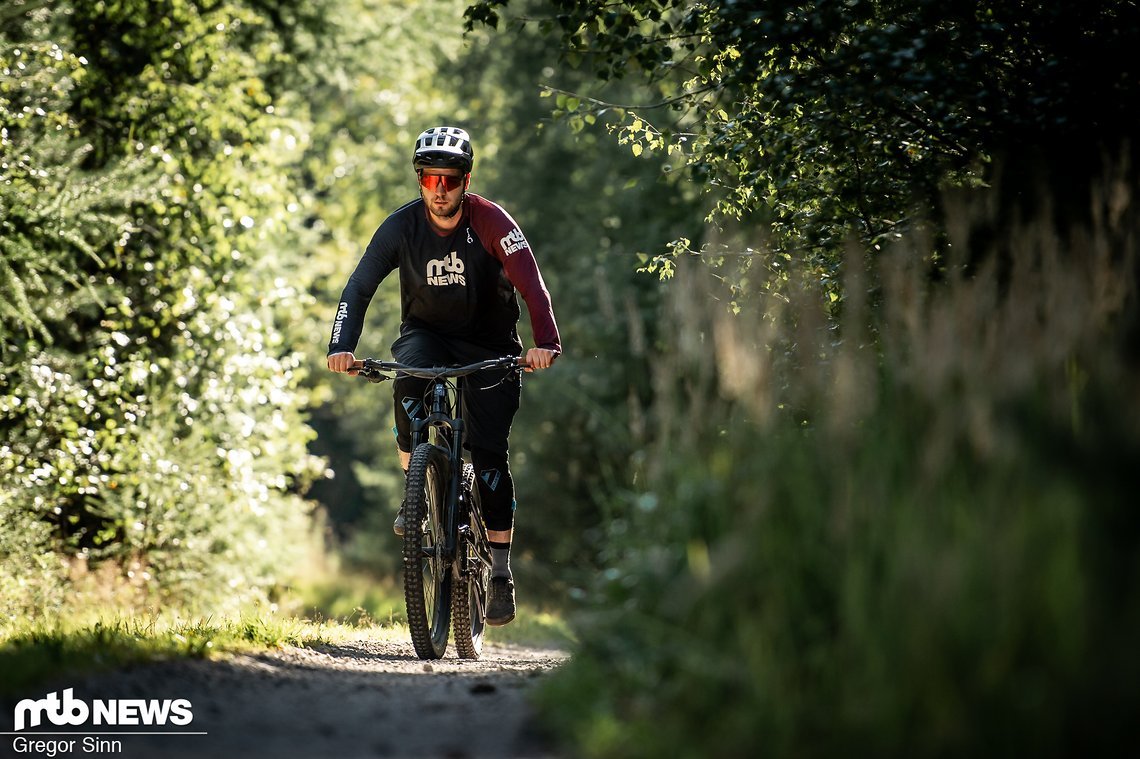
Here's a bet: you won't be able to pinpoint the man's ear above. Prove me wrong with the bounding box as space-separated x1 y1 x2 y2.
465 173 472 190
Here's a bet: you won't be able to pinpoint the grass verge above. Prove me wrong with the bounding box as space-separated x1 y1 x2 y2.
2 568 572 699
0 613 367 699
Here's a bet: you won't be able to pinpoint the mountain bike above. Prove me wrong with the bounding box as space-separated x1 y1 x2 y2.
356 355 526 660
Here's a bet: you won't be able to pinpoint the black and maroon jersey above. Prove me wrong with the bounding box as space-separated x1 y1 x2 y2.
328 193 561 356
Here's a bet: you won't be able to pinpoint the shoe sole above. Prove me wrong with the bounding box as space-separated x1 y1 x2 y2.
485 613 515 627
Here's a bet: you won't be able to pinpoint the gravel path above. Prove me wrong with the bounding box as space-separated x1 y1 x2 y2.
2 639 570 759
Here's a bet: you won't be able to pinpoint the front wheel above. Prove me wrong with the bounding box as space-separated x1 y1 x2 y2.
452 463 490 659
403 443 451 659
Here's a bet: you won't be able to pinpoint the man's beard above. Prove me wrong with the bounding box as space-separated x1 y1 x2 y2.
423 191 463 219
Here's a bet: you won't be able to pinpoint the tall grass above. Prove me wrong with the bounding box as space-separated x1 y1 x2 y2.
540 180 1140 756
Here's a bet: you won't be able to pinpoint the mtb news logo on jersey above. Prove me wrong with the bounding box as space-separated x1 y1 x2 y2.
331 301 349 344
427 250 466 286
13 688 194 732
499 227 529 256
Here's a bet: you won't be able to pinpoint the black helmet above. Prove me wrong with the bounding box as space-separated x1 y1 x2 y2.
412 126 474 173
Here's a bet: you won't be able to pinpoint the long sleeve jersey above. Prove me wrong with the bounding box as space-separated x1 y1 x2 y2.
328 193 561 356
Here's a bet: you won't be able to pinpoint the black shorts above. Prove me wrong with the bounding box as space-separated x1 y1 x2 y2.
390 328 522 456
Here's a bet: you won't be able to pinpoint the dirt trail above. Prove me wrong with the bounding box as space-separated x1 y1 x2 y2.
2 639 569 759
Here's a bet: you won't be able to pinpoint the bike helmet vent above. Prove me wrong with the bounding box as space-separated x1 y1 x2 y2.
413 126 474 173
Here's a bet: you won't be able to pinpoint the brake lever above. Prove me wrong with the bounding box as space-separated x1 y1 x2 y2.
477 361 527 391
356 368 390 384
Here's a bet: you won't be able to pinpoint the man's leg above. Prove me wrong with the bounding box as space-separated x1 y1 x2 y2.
461 355 522 626
470 446 515 573
472 445 517 625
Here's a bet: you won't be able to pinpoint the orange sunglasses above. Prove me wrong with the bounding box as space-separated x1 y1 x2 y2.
418 173 466 192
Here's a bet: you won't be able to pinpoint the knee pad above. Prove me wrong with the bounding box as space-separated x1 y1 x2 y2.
470 447 515 532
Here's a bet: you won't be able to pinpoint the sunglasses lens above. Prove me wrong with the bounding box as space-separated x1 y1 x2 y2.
419 173 464 192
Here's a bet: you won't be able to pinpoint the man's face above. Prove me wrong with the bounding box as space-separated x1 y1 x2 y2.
419 168 466 219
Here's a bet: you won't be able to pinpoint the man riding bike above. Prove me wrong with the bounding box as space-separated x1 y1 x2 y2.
326 126 561 626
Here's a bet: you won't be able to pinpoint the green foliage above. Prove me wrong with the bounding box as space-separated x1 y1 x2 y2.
538 187 1140 756
468 0 1140 293
1 1 330 618
0 36 163 611
0 43 153 346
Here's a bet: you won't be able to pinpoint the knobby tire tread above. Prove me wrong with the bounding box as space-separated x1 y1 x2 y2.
403 443 450 659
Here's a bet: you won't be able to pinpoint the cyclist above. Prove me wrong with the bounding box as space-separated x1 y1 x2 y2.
326 126 561 626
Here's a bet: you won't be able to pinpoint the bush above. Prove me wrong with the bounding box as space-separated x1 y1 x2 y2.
1 3 328 619
541 182 1140 756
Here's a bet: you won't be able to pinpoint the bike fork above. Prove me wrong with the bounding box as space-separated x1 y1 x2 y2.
442 418 465 560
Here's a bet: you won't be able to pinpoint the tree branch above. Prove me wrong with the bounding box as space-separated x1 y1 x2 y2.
540 83 720 112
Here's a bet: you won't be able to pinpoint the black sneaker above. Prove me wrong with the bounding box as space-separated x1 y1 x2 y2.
486 577 516 626
393 504 406 537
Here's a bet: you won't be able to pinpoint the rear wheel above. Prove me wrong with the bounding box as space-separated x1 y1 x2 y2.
452 463 490 659
403 443 451 659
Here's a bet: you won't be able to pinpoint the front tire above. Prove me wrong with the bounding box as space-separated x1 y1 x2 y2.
403 443 451 659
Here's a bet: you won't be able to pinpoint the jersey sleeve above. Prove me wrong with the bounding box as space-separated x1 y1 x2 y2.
327 216 402 355
468 195 562 354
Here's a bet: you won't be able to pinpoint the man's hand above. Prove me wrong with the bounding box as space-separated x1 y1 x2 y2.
327 351 363 374
524 347 557 372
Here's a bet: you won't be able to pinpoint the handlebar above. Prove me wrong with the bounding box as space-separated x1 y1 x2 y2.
355 355 528 383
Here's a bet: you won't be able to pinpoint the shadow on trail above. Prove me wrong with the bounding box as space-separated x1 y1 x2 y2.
309 641 421 664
